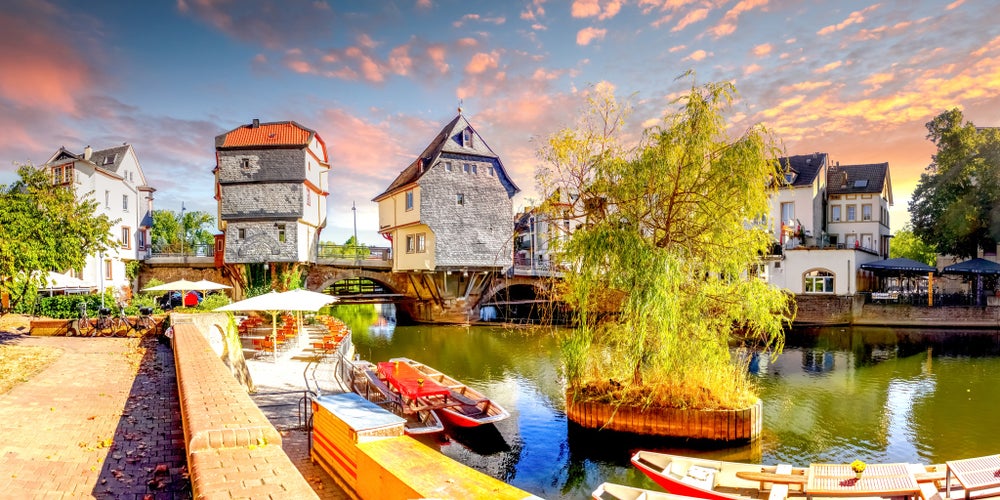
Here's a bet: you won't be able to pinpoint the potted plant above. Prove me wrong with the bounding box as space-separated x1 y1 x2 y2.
851 460 866 479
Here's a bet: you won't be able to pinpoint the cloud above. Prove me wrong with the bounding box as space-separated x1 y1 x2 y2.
683 49 710 62
466 52 500 74
416 0 431 8
521 0 546 22
752 43 773 57
707 0 769 39
576 27 607 45
815 61 843 74
571 0 623 20
817 4 880 36
672 7 710 32
279 36 468 83
177 0 338 49
453 13 506 28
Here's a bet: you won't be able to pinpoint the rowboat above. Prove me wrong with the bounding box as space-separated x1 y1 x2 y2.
631 451 950 500
593 481 702 500
351 361 444 435
389 357 510 427
631 451 807 500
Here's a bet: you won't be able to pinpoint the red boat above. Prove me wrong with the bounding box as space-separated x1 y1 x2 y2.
389 357 510 427
631 451 807 500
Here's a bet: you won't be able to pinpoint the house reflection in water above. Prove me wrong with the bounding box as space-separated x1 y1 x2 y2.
802 350 835 373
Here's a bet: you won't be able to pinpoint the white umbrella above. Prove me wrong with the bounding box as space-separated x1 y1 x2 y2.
215 290 337 359
39 271 95 295
142 279 201 292
191 279 232 291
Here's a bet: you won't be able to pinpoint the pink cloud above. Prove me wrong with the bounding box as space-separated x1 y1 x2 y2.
946 0 965 9
466 52 500 74
177 0 338 49
416 0 431 8
814 61 843 74
752 43 773 57
707 0 769 39
453 13 506 28
572 0 622 20
817 4 880 36
521 0 546 21
683 49 710 62
672 7 709 32
576 27 607 45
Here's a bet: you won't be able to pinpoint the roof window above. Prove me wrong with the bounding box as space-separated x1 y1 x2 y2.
853 179 869 188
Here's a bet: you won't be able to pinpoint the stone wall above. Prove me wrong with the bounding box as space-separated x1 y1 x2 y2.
217 148 306 184
224 220 302 263
420 156 513 269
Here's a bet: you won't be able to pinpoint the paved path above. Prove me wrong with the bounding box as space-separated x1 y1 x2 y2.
0 333 189 499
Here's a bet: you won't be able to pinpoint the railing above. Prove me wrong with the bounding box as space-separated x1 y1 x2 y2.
865 291 985 307
149 244 214 258
511 259 566 277
317 244 391 261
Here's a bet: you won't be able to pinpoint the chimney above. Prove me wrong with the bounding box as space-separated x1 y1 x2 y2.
84 145 92 161
252 118 260 128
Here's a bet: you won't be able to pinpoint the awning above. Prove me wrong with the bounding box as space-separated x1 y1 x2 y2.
859 258 937 274
942 258 1000 275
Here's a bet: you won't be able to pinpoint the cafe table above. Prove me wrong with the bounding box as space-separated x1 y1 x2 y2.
806 463 920 500
946 455 1000 499
376 361 451 402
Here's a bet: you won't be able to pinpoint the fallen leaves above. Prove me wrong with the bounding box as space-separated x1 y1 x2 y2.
0 344 63 394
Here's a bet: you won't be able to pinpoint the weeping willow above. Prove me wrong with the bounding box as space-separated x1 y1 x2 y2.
539 80 794 410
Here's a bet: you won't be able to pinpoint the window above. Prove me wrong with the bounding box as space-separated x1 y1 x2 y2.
123 194 129 212
238 228 246 240
472 164 478 174
121 227 131 249
406 235 415 253
417 233 426 252
103 154 116 166
862 204 872 221
488 166 494 176
104 259 113 280
463 163 471 173
780 202 794 225
405 190 414 211
445 161 453 172
137 229 147 250
277 224 286 243
306 189 312 206
784 172 797 184
240 158 251 172
462 128 473 147
456 193 465 205
853 179 868 188
803 269 834 293
51 165 61 184
831 205 841 222
847 205 857 221
105 190 111 209
861 234 873 249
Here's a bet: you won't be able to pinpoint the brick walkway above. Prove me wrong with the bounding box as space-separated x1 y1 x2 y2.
0 333 190 499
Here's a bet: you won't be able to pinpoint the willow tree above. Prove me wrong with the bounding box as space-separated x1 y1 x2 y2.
538 81 793 410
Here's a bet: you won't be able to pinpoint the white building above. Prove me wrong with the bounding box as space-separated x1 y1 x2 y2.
45 144 155 296
765 154 892 295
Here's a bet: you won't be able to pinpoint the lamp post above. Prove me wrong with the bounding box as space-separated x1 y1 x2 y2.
180 202 186 260
352 201 358 264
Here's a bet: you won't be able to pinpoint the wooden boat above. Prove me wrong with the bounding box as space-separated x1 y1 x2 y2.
632 451 951 500
351 361 444 435
593 481 702 500
389 357 510 427
631 451 807 500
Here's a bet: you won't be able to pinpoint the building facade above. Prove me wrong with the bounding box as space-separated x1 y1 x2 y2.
214 119 330 264
44 144 155 295
373 113 519 297
765 154 892 295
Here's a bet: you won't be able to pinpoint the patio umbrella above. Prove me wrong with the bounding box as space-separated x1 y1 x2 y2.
859 258 937 274
191 279 232 291
942 258 1000 306
214 290 337 359
141 278 201 292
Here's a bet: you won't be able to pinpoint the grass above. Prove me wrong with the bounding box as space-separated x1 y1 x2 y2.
0 314 64 394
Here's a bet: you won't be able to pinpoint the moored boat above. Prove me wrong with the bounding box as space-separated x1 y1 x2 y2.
389 357 510 427
631 451 807 500
351 360 444 435
593 481 702 500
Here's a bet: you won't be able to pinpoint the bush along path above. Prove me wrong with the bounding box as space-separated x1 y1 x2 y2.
0 332 191 498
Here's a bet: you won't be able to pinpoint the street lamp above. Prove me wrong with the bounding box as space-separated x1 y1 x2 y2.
180 202 186 259
352 201 358 263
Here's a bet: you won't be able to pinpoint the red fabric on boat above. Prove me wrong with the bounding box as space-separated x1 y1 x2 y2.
377 361 450 399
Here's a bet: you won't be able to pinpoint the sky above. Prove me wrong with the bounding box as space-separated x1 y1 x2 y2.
2 0 999 246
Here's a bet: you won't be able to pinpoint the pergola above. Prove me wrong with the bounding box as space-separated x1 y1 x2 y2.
942 258 1000 306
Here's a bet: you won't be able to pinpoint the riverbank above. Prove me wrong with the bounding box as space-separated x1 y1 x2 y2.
793 295 1000 328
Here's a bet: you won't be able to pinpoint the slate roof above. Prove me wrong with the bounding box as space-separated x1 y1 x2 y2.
373 114 519 201
778 153 828 187
827 162 889 196
45 145 132 180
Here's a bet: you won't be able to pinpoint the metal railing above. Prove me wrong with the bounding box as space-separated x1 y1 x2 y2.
317 244 391 261
149 244 214 258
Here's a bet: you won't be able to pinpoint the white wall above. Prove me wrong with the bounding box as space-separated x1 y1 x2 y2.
769 248 881 295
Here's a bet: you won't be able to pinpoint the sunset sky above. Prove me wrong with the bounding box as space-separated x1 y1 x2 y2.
2 0 999 245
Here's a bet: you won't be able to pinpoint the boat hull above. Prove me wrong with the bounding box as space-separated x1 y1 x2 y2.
390 357 510 427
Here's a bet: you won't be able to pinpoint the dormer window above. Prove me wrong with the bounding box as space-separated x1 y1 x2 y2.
784 172 797 184
103 154 116 166
462 128 473 148
853 179 869 188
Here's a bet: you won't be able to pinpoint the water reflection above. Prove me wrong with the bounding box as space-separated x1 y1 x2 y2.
328 305 1000 499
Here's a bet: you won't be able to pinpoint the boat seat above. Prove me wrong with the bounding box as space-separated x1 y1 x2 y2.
448 389 482 406
364 370 401 405
768 464 792 500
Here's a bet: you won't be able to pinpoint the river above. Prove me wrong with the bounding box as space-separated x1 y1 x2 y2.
329 304 1000 499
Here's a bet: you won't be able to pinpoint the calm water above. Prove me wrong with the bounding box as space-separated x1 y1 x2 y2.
331 305 1000 499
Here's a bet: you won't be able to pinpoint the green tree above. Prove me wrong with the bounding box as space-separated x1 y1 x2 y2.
0 164 114 313
909 108 1000 259
538 81 792 410
150 209 215 253
889 225 937 265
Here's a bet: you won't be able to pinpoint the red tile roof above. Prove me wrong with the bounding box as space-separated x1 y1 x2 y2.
219 121 313 148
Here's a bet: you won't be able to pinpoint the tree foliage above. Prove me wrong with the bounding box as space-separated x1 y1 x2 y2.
0 164 114 312
150 209 215 253
909 108 1000 259
889 225 937 265
537 81 793 410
